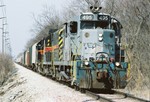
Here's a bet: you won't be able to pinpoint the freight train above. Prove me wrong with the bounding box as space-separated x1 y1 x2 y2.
16 7 128 91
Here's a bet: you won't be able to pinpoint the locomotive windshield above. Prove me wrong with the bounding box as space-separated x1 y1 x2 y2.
81 21 109 29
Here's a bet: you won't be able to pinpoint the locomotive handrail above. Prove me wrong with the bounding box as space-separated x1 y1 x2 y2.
96 52 109 56
96 52 109 61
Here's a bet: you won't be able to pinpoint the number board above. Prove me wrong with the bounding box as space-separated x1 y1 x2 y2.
80 14 94 20
98 15 110 21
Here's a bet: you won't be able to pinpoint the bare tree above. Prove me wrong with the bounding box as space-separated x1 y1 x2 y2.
104 0 150 92
25 6 64 49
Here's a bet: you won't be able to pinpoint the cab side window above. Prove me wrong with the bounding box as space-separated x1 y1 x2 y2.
70 21 77 33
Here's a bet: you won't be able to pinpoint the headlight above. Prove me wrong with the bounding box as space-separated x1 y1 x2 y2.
99 33 103 37
84 61 89 66
115 62 120 66
98 33 103 41
99 37 103 41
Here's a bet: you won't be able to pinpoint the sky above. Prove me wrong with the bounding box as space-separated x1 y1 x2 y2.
0 0 68 58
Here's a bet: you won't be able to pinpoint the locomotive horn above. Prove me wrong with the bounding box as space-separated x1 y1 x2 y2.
90 6 102 13
95 7 102 11
90 6 94 10
95 7 99 11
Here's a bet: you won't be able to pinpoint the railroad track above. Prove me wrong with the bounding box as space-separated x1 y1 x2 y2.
85 89 150 102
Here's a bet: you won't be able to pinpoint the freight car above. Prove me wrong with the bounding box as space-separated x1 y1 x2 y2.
19 6 128 91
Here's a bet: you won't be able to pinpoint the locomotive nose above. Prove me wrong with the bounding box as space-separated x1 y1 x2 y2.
81 29 99 61
81 29 115 61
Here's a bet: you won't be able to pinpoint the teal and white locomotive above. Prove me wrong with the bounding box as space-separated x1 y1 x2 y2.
21 7 128 90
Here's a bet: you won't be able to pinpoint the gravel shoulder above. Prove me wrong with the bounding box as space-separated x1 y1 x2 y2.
0 63 97 102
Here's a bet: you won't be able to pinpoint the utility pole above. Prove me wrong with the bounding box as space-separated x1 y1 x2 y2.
0 4 6 54
0 4 11 55
3 23 8 53
0 17 6 54
4 31 9 53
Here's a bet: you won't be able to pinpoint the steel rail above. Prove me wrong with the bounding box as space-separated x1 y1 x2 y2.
86 90 150 102
86 90 114 102
112 90 150 102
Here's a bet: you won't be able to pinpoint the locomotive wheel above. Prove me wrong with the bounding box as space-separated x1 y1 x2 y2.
80 88 85 93
104 77 113 89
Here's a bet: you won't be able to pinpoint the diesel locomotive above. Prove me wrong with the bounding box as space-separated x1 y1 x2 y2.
17 7 128 90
